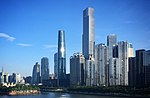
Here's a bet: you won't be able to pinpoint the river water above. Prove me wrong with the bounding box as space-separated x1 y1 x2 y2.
0 92 140 98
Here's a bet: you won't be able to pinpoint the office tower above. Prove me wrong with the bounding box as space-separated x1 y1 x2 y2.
109 58 120 86
107 34 117 59
32 62 40 85
24 76 32 84
128 57 136 87
136 49 145 87
143 50 150 87
95 43 107 86
12 73 21 84
82 7 95 86
70 53 85 86
54 52 58 79
82 7 95 59
41 57 49 82
57 30 66 87
107 34 117 46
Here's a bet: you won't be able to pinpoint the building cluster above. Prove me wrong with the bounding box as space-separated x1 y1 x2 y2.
1 7 149 88
0 68 25 87
69 7 150 88
31 30 69 87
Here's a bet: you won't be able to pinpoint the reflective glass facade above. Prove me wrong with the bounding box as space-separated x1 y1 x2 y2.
57 30 66 87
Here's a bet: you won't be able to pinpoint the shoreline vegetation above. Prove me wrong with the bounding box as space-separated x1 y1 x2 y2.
0 84 40 96
66 86 150 97
40 86 150 97
1 84 150 97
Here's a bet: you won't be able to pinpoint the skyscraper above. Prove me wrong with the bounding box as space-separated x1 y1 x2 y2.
41 57 49 82
54 52 58 79
82 7 95 60
57 30 66 87
136 49 145 87
32 62 40 85
82 7 96 86
109 58 120 86
70 53 85 86
118 41 134 85
107 34 117 59
95 43 107 86
143 50 150 87
107 34 117 46
128 57 136 87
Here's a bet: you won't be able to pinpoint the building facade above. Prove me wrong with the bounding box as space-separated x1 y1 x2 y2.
32 62 40 85
82 7 95 60
95 43 108 86
41 57 49 82
70 53 85 86
54 52 58 79
57 30 66 87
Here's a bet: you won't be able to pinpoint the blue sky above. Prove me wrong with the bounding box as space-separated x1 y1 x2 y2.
0 0 150 76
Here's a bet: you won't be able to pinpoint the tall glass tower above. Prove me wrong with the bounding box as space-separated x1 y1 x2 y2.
82 7 95 60
57 30 66 87
32 62 40 85
41 57 49 82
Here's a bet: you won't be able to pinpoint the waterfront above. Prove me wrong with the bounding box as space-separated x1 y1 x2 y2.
0 92 147 98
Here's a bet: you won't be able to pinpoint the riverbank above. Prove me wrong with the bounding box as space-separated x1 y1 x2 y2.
66 91 150 98
8 90 40 95
0 84 40 96
66 86 150 97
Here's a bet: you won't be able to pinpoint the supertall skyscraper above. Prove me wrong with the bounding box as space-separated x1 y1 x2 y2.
57 30 66 87
82 7 96 86
82 7 95 59
41 57 49 82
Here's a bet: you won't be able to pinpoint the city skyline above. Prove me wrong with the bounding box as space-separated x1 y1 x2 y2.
0 0 150 76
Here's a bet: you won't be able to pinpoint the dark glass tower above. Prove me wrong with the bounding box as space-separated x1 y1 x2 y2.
41 57 49 82
57 30 66 87
32 62 40 85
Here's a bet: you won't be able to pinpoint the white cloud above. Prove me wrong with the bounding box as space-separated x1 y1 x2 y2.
17 43 32 47
43 44 57 49
0 33 16 41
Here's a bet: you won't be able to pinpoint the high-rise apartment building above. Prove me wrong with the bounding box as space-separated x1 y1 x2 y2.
32 62 40 85
109 58 120 86
54 52 58 79
86 58 95 86
57 30 66 87
118 41 134 85
95 43 108 86
41 57 49 82
70 53 85 86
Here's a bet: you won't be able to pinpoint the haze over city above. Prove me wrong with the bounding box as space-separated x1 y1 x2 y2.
0 0 150 76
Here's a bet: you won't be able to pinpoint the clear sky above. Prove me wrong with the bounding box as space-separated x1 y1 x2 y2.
0 0 150 76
